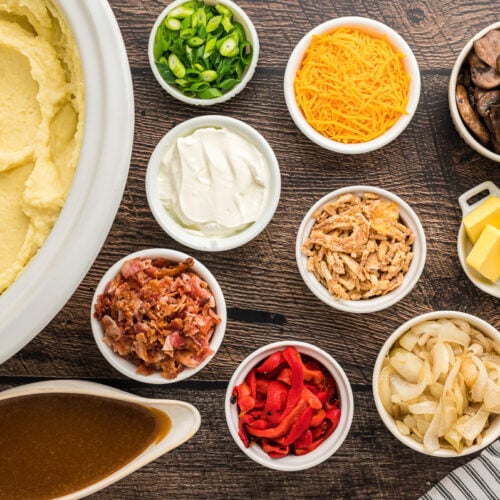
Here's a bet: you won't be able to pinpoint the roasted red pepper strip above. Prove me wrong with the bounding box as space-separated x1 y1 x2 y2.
256 351 284 375
283 405 313 445
235 381 255 413
281 346 305 416
301 386 322 410
261 439 289 458
245 399 308 439
310 408 326 428
293 428 313 451
246 368 257 399
263 380 288 416
276 367 292 386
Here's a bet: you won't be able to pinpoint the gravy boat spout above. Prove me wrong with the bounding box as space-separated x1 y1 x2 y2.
0 379 201 499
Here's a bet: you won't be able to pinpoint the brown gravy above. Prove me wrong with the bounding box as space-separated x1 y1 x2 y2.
0 392 172 499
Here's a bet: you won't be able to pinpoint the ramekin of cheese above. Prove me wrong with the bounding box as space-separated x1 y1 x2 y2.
146 115 281 251
458 181 500 298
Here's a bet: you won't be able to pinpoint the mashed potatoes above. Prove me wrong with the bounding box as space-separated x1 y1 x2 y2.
0 0 84 293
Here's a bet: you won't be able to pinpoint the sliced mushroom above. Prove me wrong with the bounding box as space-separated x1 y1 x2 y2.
497 54 500 74
489 103 500 143
468 50 487 68
456 84 490 144
470 66 500 89
473 29 500 68
476 90 500 118
474 86 487 104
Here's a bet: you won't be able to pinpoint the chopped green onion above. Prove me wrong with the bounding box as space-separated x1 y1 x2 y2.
164 17 182 31
168 53 186 78
169 6 194 19
206 15 221 33
187 36 205 47
200 69 217 82
153 0 253 99
219 34 238 57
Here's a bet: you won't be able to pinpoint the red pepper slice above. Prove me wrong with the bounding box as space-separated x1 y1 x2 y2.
283 405 313 445
281 346 304 417
246 367 257 399
234 381 255 413
301 386 323 410
245 398 308 439
263 380 288 416
310 408 326 428
293 428 313 451
276 367 292 386
261 439 289 458
256 351 284 375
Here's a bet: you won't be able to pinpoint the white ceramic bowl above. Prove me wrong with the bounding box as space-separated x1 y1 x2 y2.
0 379 200 499
90 248 227 384
146 115 281 251
448 22 500 163
296 186 426 313
457 181 500 298
148 0 259 106
372 311 500 457
0 0 134 365
225 341 354 471
284 16 421 154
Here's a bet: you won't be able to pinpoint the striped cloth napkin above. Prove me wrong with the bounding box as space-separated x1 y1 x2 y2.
420 440 500 500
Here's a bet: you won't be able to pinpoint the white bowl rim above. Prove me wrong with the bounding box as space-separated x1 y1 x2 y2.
284 16 421 154
90 248 227 384
448 21 500 163
372 310 500 457
145 114 281 252
457 181 500 298
295 185 427 313
148 0 260 106
225 340 354 471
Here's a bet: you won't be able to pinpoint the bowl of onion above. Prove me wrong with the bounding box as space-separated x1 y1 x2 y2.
373 311 500 457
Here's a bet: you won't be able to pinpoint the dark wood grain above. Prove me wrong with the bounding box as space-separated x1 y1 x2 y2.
1 0 500 498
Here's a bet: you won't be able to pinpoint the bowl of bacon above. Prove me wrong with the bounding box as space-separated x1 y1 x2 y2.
225 341 354 471
91 248 227 384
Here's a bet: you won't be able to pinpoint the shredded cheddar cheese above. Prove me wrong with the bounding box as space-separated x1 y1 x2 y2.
294 27 410 144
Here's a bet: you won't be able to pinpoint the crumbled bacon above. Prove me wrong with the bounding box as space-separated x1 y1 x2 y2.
94 257 221 379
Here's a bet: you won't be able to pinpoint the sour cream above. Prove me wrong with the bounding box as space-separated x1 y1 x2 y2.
158 127 269 238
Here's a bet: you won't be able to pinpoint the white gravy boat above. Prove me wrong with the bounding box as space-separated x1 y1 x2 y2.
0 379 201 499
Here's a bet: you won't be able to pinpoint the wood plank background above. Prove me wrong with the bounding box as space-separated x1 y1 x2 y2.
1 0 499 498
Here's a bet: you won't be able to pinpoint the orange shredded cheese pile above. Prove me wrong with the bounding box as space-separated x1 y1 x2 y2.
294 27 410 144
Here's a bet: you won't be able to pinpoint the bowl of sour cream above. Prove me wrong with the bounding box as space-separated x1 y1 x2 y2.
146 115 281 251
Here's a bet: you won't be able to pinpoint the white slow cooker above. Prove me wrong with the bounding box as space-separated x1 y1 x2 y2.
0 0 134 363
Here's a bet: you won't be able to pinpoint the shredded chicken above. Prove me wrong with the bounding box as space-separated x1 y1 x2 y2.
302 193 415 300
94 257 220 379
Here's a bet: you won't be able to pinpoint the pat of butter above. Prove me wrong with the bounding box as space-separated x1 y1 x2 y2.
466 224 500 282
463 196 500 243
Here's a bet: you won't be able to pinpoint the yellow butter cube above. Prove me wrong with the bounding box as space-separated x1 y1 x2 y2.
463 196 500 243
466 224 500 282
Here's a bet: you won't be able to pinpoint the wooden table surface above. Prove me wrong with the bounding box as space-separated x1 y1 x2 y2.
2 0 500 498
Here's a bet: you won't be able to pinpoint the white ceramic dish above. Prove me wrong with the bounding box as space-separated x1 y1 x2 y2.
0 0 134 365
372 310 500 457
148 0 259 106
296 186 426 313
91 248 227 384
457 181 500 298
225 341 354 471
448 22 500 163
0 379 200 499
146 115 281 251
284 16 420 154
